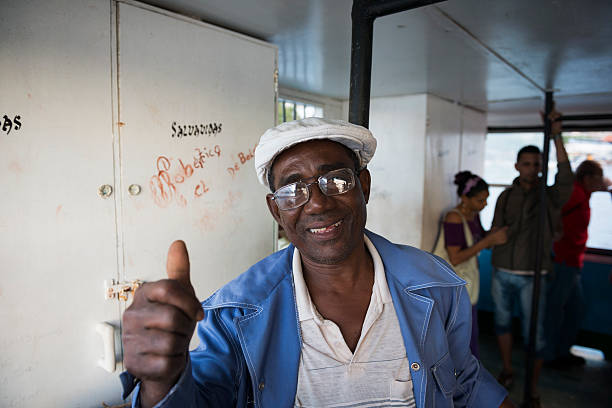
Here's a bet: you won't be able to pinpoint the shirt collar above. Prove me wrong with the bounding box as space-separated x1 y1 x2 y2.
292 235 391 323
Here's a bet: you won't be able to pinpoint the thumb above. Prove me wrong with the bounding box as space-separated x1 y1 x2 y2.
167 240 193 291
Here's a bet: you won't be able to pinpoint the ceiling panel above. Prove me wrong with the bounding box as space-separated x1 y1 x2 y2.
371 8 543 109
141 0 612 116
438 0 612 97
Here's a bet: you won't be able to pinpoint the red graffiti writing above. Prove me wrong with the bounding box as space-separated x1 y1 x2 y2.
150 156 180 208
227 145 257 178
175 159 194 183
227 162 240 178
238 147 255 164
194 145 222 169
150 144 223 207
194 180 210 197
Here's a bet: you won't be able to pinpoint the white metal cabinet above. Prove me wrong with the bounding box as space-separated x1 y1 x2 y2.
0 0 277 406
116 2 277 298
0 1 121 406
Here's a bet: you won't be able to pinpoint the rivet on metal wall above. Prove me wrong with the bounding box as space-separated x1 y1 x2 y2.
128 184 142 196
98 184 113 198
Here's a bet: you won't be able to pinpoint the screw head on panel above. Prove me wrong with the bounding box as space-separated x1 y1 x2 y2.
128 184 142 196
98 184 113 198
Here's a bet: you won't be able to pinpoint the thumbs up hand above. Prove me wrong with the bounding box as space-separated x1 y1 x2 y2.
166 240 195 293
122 240 203 408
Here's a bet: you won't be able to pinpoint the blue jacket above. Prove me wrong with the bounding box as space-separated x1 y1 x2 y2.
125 230 507 407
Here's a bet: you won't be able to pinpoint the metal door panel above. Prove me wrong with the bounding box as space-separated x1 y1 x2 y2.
0 0 122 406
116 2 277 302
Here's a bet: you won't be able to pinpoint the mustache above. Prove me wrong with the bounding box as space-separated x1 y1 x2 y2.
298 213 346 227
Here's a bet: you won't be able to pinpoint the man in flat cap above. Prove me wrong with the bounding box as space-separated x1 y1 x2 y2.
121 118 512 407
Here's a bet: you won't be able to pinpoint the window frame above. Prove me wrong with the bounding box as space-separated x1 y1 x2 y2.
483 129 612 254
277 97 324 124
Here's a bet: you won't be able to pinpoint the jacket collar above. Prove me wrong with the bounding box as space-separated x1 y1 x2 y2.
204 229 463 309
365 230 464 291
201 244 293 310
201 230 464 407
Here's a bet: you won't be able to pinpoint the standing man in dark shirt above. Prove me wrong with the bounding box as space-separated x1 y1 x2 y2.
545 159 610 367
490 110 573 407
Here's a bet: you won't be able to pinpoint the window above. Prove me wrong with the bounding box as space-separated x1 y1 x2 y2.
274 97 325 251
482 131 612 250
277 98 324 125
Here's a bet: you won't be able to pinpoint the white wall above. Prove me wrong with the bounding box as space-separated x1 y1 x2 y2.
422 96 487 251
421 96 464 251
460 107 487 176
365 95 428 247
342 94 487 250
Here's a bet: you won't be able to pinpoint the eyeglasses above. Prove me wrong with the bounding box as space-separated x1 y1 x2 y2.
272 168 356 210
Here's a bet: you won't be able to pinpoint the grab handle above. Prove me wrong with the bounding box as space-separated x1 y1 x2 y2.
96 322 116 373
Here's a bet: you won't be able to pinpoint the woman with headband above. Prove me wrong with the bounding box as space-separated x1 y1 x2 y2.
434 171 508 358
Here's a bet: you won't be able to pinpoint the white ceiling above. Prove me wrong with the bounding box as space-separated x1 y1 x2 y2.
142 0 612 124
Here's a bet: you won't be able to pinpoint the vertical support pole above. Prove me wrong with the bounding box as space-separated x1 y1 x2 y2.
523 91 553 405
348 0 445 128
348 0 374 128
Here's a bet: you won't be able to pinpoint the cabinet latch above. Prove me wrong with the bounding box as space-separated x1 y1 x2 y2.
104 279 143 301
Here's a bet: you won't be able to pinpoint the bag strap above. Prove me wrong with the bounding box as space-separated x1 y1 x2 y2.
447 208 474 246
431 213 445 252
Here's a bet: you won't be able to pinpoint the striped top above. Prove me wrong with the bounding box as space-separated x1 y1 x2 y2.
292 236 416 407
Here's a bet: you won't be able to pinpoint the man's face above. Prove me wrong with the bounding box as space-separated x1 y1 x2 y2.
515 152 542 184
266 140 370 265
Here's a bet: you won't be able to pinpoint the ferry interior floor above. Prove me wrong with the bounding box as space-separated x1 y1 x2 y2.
477 311 612 408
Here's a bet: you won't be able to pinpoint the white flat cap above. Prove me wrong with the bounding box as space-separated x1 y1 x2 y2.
254 117 377 189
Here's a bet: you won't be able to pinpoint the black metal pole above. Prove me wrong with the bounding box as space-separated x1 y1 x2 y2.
367 0 445 18
349 0 374 127
348 0 447 127
488 123 612 132
523 91 553 405
561 113 612 121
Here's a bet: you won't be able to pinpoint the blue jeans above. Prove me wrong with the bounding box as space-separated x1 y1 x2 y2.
543 262 584 361
491 268 547 353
